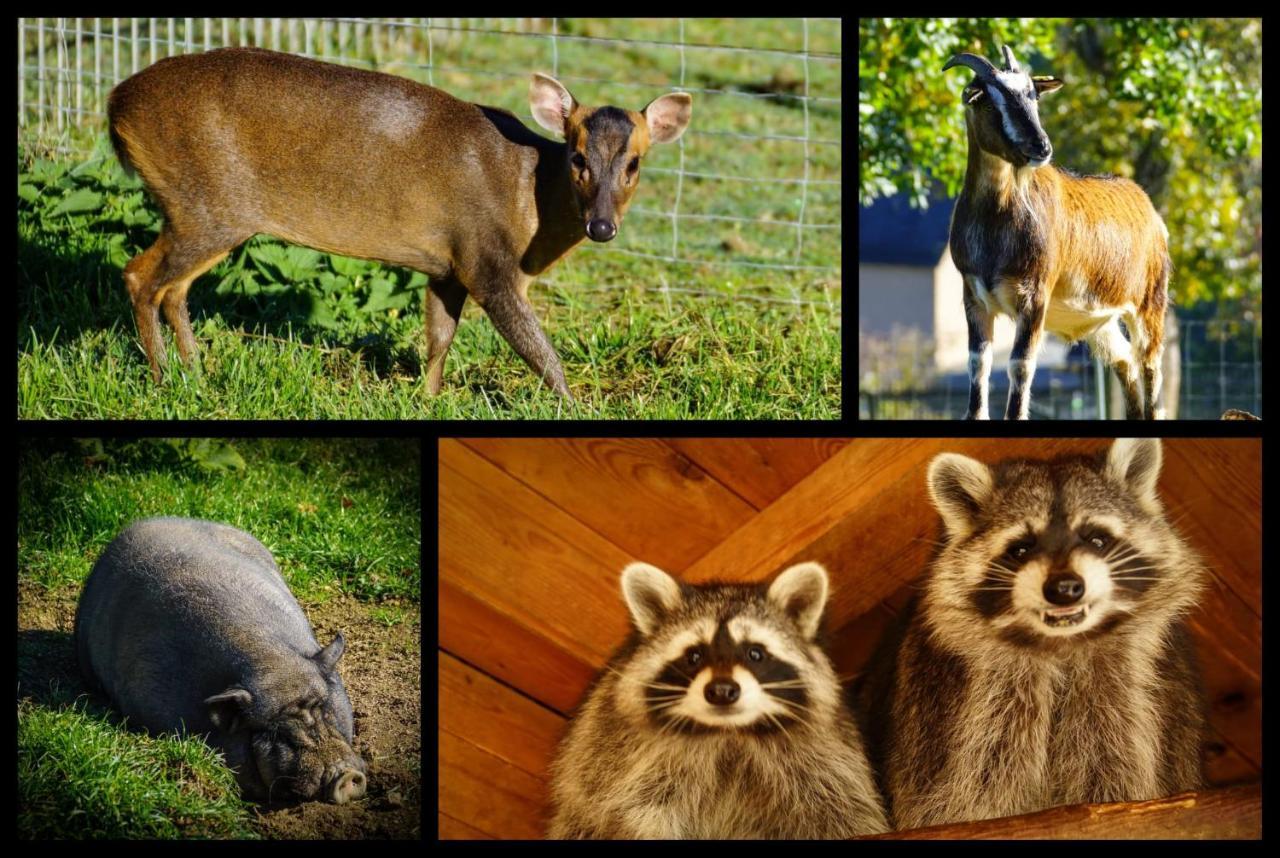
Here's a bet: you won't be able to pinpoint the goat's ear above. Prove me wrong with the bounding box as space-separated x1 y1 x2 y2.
1033 75 1063 96
964 85 985 105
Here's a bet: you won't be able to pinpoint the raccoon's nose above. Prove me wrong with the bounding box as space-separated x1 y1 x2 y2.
1043 572 1085 605
705 679 741 706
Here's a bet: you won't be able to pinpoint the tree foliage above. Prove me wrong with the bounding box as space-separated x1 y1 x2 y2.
858 18 1262 306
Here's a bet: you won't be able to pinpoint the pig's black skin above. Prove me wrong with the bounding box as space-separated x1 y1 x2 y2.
75 517 368 804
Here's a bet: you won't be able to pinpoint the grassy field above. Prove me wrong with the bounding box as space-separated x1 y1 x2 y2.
17 19 841 419
17 437 420 838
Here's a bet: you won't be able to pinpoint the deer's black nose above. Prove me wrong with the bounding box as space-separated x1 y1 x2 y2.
587 219 617 242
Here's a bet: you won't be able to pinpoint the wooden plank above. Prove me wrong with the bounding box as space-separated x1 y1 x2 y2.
665 438 849 510
439 651 566 781
1161 439 1261 610
1190 563 1261 680
439 813 493 840
439 579 595 716
439 439 633 666
860 784 1260 840
1191 618 1262 769
1203 731 1262 787
459 438 756 573
439 729 546 839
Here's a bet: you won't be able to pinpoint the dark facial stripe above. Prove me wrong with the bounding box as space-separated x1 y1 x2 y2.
971 565 1013 619
1109 545 1160 597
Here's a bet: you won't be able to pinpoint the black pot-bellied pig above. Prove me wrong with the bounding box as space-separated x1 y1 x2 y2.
75 517 368 804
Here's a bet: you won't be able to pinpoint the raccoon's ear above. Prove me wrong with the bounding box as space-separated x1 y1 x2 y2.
621 562 683 635
1106 438 1163 514
768 562 829 640
927 453 994 540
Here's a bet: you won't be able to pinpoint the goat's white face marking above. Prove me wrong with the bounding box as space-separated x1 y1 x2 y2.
984 71 1049 162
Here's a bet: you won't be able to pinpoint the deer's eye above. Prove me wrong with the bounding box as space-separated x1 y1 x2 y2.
627 156 640 173
571 153 587 170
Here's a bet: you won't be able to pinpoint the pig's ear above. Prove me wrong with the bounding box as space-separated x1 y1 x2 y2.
315 634 346 672
205 687 253 733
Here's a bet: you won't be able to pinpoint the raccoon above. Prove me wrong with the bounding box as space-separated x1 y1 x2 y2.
548 561 887 839
856 438 1206 830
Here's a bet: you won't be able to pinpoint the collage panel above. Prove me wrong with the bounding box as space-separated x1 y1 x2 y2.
18 17 840 421
858 19 1260 422
17 437 422 838
438 437 1260 839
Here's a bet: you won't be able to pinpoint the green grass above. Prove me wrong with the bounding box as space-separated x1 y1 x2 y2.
17 17 843 419
18 437 421 598
18 701 258 839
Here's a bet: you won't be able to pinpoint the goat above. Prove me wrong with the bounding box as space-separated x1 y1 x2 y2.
943 45 1169 419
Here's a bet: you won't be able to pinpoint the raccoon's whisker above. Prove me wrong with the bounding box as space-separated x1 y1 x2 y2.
984 563 1020 578
769 696 810 716
637 681 690 692
767 701 809 725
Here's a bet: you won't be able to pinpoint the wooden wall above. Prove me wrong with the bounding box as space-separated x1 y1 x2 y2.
438 437 1261 839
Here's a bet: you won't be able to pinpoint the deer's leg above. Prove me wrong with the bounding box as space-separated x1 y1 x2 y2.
123 231 174 383
476 284 571 399
1005 284 1048 420
125 226 236 382
1089 318 1143 419
962 276 995 420
158 250 231 375
424 275 468 395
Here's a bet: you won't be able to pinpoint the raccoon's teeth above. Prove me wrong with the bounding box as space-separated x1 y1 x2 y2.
1042 605 1088 627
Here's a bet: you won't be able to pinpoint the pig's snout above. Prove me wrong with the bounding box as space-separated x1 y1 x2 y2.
328 766 367 804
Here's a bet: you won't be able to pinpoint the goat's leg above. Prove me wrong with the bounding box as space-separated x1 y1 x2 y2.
1134 309 1167 420
1005 287 1048 420
1089 319 1143 419
962 277 995 420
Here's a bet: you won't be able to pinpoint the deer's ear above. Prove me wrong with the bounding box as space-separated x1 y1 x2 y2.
1032 75 1063 96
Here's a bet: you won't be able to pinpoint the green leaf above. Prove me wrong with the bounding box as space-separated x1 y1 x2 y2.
49 188 102 216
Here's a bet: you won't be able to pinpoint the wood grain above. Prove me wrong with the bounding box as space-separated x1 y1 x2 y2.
439 439 633 666
439 651 565 780
439 730 547 839
460 437 756 572
860 784 1261 840
665 438 848 510
439 578 596 716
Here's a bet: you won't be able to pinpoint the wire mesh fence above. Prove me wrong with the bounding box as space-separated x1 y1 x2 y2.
17 17 842 309
859 317 1262 420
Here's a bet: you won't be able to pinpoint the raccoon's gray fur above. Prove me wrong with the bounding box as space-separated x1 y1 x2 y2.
548 561 887 839
856 438 1206 830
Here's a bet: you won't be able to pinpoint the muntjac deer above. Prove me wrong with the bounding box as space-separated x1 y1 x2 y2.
107 47 693 398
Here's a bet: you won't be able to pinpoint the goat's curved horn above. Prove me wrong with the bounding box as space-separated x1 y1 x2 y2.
942 52 999 80
1000 45 1020 72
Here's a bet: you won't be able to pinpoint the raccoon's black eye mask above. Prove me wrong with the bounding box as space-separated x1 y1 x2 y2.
1003 532 1037 562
